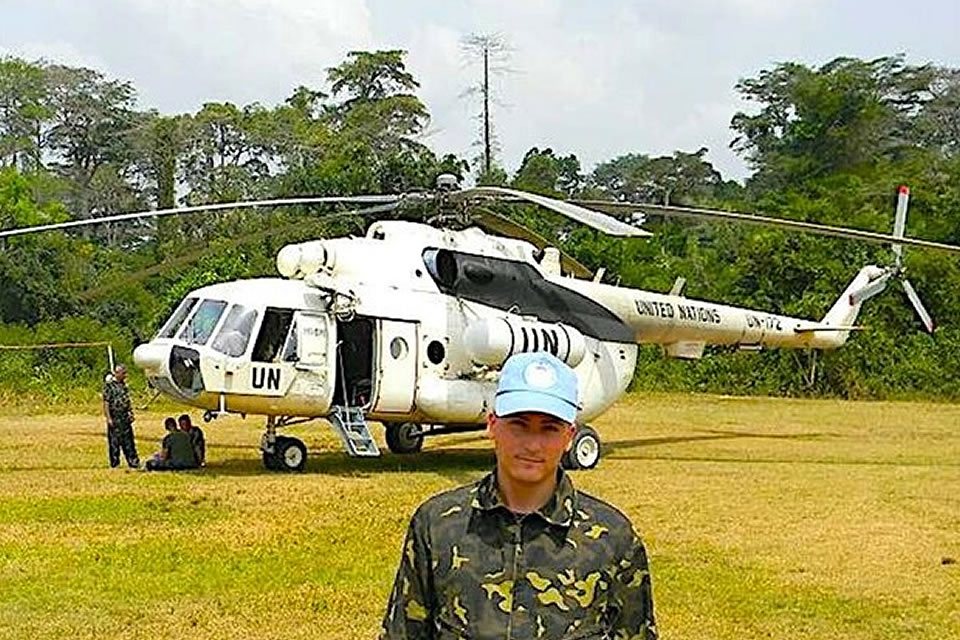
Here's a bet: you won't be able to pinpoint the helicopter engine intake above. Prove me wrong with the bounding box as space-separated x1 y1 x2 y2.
276 241 337 279
465 317 586 367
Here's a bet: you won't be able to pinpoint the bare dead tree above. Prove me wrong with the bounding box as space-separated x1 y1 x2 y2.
460 33 513 178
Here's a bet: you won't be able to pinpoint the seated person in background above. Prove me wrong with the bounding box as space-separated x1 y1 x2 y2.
179 413 206 466
146 417 178 466
146 417 199 471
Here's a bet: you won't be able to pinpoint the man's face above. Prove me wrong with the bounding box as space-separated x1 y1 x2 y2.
488 411 574 486
178 417 191 430
114 367 126 382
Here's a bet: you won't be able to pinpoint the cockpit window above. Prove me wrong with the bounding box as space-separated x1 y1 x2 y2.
252 308 295 362
157 297 198 339
178 299 227 345
212 304 259 357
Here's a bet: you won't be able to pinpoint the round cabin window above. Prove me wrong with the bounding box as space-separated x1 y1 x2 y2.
427 340 446 365
390 337 408 360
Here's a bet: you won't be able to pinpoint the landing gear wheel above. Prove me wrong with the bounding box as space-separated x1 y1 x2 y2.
272 436 307 472
563 425 601 470
262 449 280 471
385 422 424 454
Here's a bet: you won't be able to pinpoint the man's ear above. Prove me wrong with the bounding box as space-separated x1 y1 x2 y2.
563 423 576 451
485 412 497 439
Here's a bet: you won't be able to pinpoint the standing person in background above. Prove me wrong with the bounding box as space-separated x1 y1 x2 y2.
102 364 140 469
179 413 206 467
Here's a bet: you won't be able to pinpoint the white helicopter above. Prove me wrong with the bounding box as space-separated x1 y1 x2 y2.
5 179 958 471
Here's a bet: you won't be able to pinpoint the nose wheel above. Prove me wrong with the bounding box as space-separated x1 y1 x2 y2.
260 416 308 472
563 425 601 470
263 435 307 472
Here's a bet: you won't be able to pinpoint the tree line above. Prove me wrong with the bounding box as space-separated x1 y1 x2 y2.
1 50 959 403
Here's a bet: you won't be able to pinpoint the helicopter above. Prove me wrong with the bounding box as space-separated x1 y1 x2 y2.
4 178 959 472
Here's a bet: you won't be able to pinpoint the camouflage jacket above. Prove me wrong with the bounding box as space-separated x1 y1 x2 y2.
381 470 657 640
103 379 133 424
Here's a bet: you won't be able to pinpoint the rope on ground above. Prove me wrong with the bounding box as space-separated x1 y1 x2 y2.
0 341 113 350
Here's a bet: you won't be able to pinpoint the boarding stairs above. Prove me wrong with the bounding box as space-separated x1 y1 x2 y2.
329 405 380 457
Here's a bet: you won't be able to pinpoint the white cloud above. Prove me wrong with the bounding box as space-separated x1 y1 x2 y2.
403 23 468 151
118 0 374 110
3 0 375 112
0 40 107 71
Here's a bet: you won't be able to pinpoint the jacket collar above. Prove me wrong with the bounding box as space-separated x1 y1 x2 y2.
471 468 576 528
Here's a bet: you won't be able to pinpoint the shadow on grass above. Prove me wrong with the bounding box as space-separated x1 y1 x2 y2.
599 428 957 466
0 464 113 473
604 428 836 456
182 429 843 478
67 431 260 451
611 453 960 467
202 445 496 481
141 428 872 478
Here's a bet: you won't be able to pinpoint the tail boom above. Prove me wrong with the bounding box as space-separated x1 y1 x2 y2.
556 266 886 352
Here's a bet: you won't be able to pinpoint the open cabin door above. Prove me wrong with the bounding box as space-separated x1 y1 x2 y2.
333 317 375 407
372 319 418 414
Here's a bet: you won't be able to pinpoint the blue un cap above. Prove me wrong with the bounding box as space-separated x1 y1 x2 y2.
495 352 580 424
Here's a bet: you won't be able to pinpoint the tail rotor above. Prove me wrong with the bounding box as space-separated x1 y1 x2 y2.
892 186 936 333
849 186 936 333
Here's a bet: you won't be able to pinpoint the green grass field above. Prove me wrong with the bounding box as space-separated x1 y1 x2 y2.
1 393 958 639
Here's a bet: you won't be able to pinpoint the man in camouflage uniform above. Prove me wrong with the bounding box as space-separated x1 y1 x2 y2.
102 364 140 468
381 352 657 639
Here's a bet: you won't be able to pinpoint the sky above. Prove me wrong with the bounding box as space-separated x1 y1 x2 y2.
2 0 959 182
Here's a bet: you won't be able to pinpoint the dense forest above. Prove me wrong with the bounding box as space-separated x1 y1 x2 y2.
1 50 959 404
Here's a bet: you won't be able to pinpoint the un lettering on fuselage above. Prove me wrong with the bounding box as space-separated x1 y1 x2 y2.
519 325 563 358
252 366 281 391
635 299 721 324
677 303 721 324
634 299 675 318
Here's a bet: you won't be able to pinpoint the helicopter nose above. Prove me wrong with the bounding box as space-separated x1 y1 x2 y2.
133 342 168 375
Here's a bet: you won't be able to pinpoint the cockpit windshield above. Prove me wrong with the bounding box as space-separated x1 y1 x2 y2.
212 304 258 357
178 299 227 345
157 297 198 339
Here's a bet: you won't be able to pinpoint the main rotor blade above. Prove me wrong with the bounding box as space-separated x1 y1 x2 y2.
573 199 960 255
459 187 651 237
471 208 594 279
0 195 401 239
892 185 909 267
902 278 936 333
78 201 400 300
